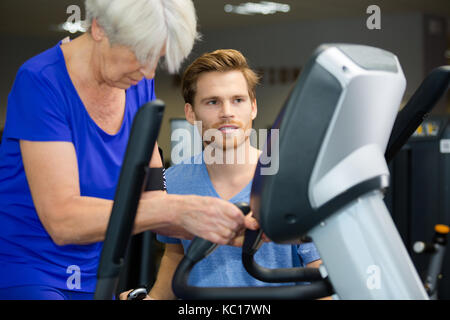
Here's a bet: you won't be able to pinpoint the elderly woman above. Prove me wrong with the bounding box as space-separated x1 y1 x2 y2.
0 0 254 300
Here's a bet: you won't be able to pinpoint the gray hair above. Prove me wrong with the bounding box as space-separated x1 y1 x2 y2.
85 0 199 73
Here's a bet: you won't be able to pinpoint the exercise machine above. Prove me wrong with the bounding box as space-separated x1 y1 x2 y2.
95 44 449 300
385 113 450 299
174 44 428 300
94 100 164 300
413 224 449 299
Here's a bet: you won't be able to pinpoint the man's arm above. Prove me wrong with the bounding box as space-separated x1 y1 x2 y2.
149 243 185 299
305 259 333 300
306 259 322 269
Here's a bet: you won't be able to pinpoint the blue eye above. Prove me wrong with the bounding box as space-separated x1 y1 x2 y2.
207 100 217 105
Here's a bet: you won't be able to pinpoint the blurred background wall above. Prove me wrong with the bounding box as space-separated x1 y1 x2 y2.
0 0 449 163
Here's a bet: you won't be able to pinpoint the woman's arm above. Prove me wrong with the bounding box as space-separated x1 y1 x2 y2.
21 140 113 245
20 140 248 246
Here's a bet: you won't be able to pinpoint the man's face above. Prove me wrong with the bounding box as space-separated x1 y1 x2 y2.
185 70 257 150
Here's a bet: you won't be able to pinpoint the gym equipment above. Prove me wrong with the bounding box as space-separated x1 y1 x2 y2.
172 202 333 300
385 67 450 162
385 114 450 299
127 287 149 300
115 230 157 297
413 224 449 299
95 44 448 300
172 44 439 300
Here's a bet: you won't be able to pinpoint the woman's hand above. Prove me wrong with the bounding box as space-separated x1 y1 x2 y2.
171 195 247 245
227 212 271 247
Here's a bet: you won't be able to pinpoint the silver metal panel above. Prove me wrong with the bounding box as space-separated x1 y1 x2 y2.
309 46 406 208
310 191 428 300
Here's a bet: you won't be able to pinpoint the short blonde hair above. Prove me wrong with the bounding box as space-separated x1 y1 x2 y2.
182 49 260 105
85 0 198 73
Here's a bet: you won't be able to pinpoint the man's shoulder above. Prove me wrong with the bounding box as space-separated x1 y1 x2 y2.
165 153 205 192
167 153 203 174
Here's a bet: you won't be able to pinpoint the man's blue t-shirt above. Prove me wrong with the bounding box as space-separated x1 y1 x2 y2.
0 42 155 292
158 153 321 287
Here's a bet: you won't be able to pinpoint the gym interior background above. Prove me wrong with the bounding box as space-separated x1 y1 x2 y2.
0 0 449 298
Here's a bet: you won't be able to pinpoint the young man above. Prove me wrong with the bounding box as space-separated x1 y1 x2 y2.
150 49 322 299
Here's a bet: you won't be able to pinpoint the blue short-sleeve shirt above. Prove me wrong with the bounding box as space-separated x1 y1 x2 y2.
0 42 155 292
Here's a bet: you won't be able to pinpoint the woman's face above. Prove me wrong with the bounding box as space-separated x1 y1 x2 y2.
96 40 165 89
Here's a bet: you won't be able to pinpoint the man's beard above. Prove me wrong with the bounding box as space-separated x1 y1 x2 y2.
203 120 249 150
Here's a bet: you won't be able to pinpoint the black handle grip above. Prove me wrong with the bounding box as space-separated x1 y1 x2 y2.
385 66 450 162
185 202 252 262
242 229 323 283
234 202 251 215
172 256 333 300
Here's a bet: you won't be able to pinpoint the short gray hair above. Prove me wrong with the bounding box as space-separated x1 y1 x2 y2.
85 0 199 73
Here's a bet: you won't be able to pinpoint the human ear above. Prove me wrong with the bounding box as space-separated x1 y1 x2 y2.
184 103 196 125
251 99 258 120
90 18 106 42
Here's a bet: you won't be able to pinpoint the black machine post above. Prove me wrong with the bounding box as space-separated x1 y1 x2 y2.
172 203 332 300
385 115 450 299
384 66 450 299
385 66 450 163
94 100 165 300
